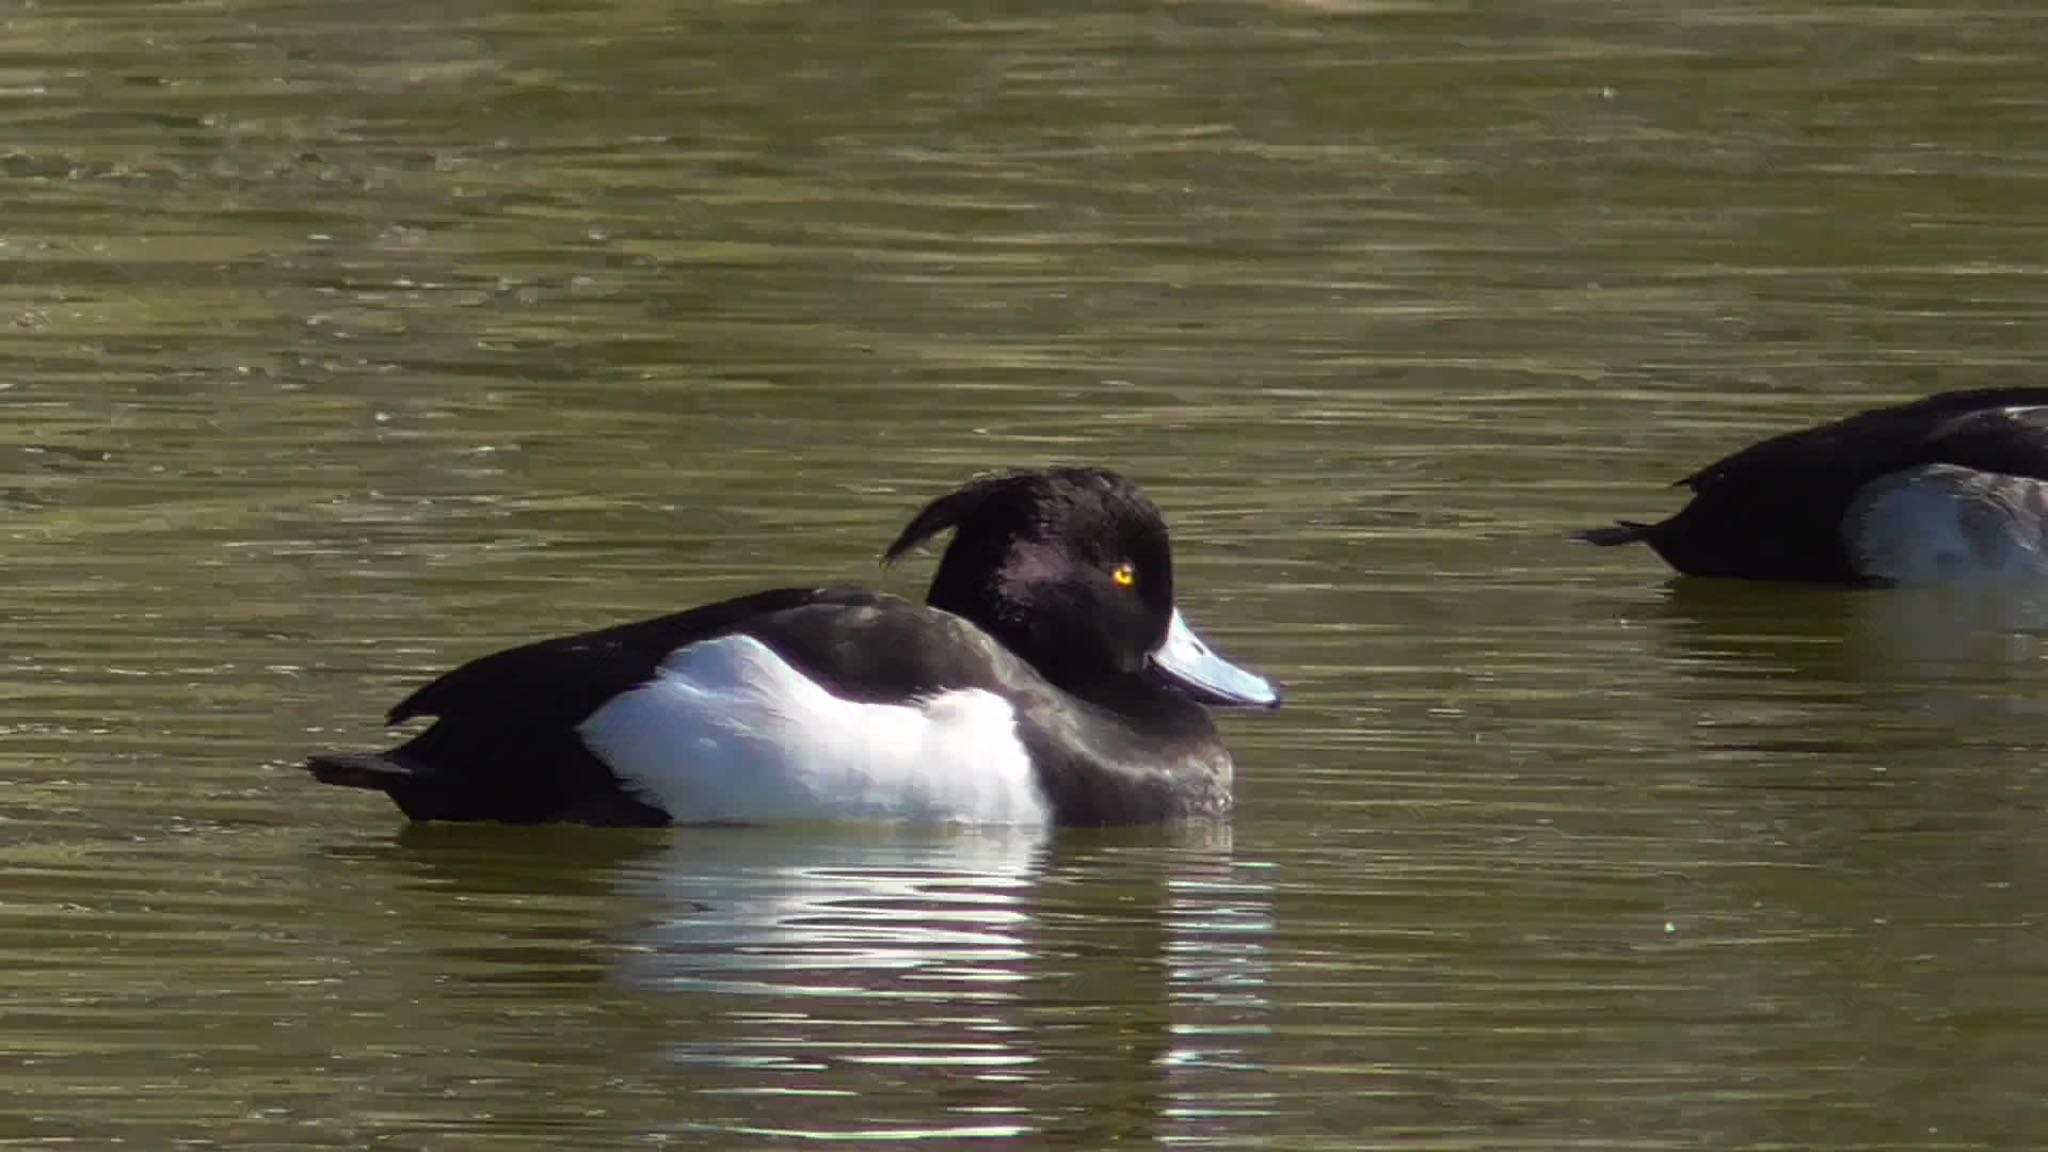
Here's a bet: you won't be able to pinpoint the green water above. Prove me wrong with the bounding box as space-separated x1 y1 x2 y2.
7 1 2048 1147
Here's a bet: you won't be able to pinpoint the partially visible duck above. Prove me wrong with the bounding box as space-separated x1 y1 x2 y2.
1578 387 2048 584
305 467 1280 827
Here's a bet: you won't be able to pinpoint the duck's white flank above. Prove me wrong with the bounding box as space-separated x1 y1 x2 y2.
1845 462 2048 585
577 634 1050 825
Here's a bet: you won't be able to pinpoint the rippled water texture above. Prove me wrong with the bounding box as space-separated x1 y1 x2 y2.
7 1 2048 1147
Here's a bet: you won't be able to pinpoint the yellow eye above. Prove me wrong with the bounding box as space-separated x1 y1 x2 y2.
1111 563 1136 588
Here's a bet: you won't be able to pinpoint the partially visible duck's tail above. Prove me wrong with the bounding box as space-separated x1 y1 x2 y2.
1573 520 1658 547
304 736 670 826
306 751 417 793
305 748 486 823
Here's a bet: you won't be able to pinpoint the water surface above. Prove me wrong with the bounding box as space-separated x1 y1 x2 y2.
6 1 2048 1147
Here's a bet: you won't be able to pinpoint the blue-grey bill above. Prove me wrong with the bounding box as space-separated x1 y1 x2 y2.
1150 608 1282 709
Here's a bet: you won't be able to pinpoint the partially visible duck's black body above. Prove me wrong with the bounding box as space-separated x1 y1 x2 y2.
1578 388 2048 584
307 468 1279 828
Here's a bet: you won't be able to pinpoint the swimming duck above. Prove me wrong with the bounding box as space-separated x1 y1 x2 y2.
1578 387 2048 584
305 467 1280 827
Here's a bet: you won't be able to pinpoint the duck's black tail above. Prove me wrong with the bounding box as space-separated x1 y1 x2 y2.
306 751 418 793
305 748 460 821
304 734 670 827
1572 520 1658 547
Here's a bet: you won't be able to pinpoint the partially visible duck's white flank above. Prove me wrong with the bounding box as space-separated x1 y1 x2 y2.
578 633 1050 825
1845 463 2048 585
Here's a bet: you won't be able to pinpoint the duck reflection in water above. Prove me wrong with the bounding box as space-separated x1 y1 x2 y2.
620 824 1275 1146
366 823 1276 1146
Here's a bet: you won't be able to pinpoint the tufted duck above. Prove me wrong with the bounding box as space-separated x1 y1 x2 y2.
305 467 1280 827
1578 388 2048 584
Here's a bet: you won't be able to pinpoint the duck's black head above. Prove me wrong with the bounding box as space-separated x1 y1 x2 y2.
884 467 1279 709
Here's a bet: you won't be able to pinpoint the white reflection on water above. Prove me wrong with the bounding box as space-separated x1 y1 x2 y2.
1844 585 2048 700
1654 579 2048 720
1160 861 1279 1135
624 825 1047 1002
611 824 1274 1144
